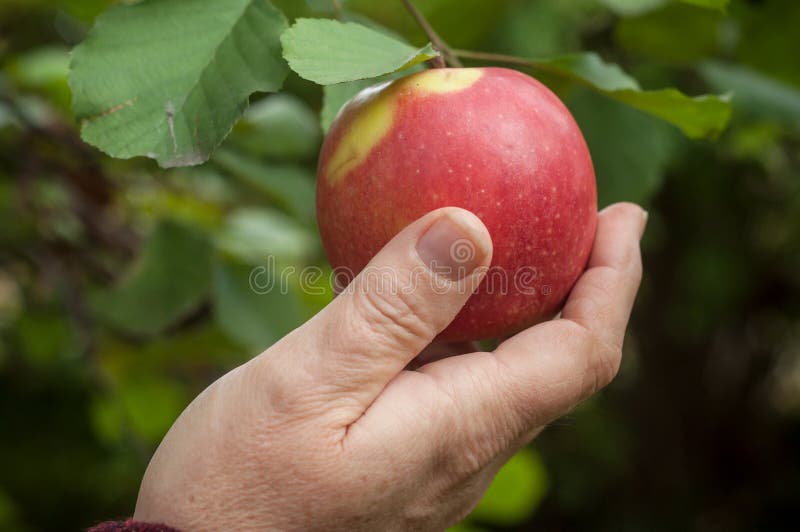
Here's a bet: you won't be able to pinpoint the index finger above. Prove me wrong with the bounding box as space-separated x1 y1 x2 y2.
557 201 647 355
416 202 647 462
494 201 647 406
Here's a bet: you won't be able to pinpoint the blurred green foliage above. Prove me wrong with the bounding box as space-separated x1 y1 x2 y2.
1 0 799 531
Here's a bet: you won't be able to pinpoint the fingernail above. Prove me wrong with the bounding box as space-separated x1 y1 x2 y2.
639 209 649 240
416 212 488 281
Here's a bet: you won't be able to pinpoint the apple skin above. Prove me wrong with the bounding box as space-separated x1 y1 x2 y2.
316 67 597 342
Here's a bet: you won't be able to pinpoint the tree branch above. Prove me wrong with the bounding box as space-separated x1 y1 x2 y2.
401 0 462 68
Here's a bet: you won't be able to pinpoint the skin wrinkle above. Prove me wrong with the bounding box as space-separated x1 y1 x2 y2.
349 372 446 472
483 354 545 442
329 315 433 435
340 350 463 453
564 317 622 375
336 347 448 442
236 367 357 526
324 268 437 375
265 330 377 426
250 332 331 416
349 371 435 440
571 265 638 308
425 357 506 480
564 292 616 338
356 284 436 355
468 354 546 451
253 356 336 422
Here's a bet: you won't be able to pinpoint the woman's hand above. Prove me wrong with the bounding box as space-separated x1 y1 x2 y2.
134 203 647 531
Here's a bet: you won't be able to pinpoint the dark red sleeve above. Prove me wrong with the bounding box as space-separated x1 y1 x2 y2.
87 519 180 532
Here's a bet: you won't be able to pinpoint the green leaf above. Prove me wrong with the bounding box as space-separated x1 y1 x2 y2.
212 257 308 351
699 61 800 129
679 0 728 11
215 207 318 266
91 219 213 336
600 0 729 16
15 313 72 366
469 447 548 526
446 524 489 532
599 0 668 16
305 0 347 12
7 46 69 88
347 0 511 50
538 53 641 92
611 88 731 139
50 0 113 22
213 149 317 223
96 325 245 381
614 3 722 64
533 52 731 138
281 18 438 84
492 0 591 58
117 377 188 443
232 93 321 161
89 396 126 445
69 0 289 168
567 88 682 207
734 0 800 88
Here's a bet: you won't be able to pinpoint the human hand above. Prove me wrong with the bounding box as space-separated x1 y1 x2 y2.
134 203 647 531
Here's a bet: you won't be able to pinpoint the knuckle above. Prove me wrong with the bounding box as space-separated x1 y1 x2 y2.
355 282 437 346
454 444 493 480
590 341 622 393
560 320 622 398
622 240 643 282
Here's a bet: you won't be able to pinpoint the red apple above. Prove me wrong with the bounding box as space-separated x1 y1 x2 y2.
316 67 597 342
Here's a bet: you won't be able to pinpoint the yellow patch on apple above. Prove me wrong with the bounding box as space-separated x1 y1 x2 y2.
404 68 483 95
325 82 397 185
324 70 485 186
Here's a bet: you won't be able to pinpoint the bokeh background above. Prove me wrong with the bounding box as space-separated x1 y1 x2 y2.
1 0 799 530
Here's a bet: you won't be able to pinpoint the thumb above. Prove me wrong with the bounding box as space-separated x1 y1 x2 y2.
296 207 492 416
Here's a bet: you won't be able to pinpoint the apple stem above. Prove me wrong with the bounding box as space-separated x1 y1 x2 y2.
400 0 463 68
426 56 447 69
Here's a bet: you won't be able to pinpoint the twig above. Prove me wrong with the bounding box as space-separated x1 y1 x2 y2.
401 0 462 68
331 0 343 19
0 93 37 130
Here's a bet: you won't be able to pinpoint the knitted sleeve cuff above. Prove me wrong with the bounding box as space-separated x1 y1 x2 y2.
87 519 180 532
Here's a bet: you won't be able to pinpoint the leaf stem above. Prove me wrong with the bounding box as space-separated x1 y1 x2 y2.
453 49 588 85
401 0 462 68
453 49 535 68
